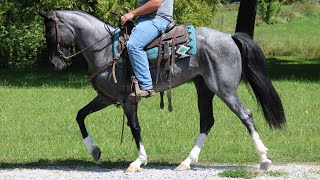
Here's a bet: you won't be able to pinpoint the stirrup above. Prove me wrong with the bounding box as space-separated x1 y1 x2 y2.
128 89 155 102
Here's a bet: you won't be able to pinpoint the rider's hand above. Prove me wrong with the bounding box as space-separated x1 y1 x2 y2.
121 12 135 25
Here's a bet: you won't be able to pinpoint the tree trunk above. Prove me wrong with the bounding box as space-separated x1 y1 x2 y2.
235 0 257 39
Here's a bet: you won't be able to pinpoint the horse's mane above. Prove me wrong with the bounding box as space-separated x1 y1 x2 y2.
57 10 115 28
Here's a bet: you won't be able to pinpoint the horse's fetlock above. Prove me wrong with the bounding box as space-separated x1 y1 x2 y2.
139 155 148 165
83 136 95 152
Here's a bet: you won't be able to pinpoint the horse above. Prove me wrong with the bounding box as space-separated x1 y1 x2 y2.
39 9 285 172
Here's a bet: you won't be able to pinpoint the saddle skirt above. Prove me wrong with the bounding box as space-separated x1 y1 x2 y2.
113 24 197 68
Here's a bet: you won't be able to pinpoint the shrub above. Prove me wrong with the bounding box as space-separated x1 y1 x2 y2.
0 0 219 66
258 0 282 24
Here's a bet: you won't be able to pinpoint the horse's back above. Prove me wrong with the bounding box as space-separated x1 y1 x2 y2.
195 27 241 59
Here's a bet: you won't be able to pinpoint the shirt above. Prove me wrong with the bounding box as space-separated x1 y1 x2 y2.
138 0 174 21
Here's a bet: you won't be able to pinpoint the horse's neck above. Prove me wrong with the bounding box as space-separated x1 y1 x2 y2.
59 11 114 71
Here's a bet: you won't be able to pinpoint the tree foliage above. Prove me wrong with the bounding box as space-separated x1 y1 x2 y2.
258 0 282 24
0 0 306 66
0 0 218 66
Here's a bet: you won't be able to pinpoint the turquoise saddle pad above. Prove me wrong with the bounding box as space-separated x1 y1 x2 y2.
113 25 197 60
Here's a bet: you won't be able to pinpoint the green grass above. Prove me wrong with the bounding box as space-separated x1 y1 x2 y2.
212 4 320 57
218 169 288 179
218 169 260 179
0 56 319 168
255 16 320 57
266 170 288 177
0 3 319 168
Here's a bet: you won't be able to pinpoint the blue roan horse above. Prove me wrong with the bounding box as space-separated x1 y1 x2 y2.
39 9 285 172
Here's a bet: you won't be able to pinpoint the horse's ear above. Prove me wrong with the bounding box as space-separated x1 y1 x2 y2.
38 11 53 20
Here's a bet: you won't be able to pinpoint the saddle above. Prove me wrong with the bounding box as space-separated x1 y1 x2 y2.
115 21 189 67
113 20 194 109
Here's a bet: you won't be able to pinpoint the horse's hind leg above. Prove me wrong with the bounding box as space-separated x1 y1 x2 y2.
220 93 272 170
177 77 215 171
76 95 113 161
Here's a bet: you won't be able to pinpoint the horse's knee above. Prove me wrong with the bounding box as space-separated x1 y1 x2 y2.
131 127 141 137
76 109 86 123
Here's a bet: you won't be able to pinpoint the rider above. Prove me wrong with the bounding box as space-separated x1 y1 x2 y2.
121 0 174 99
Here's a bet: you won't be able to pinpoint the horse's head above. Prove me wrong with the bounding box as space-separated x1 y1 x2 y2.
39 11 74 70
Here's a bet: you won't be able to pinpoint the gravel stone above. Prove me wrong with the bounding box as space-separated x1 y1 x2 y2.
0 164 319 180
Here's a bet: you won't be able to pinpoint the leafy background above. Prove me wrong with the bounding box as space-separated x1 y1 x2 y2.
0 0 294 67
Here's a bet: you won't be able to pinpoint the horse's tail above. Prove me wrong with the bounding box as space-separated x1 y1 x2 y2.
232 32 286 129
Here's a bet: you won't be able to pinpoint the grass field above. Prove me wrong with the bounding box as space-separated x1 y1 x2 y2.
213 3 320 57
0 3 319 169
0 55 319 168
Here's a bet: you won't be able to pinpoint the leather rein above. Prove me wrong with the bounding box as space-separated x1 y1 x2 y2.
52 12 121 107
52 12 113 59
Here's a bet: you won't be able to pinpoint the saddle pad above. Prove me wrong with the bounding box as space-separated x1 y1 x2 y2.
113 27 121 58
113 25 197 60
146 25 196 60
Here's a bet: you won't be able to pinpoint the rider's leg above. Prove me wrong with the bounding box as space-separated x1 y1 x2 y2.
127 17 169 92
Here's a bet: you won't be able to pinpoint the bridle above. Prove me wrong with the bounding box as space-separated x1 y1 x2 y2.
52 11 113 60
50 11 121 107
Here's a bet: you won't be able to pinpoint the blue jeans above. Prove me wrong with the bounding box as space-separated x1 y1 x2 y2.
127 16 170 90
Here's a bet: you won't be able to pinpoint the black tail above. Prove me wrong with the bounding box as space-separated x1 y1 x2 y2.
232 33 286 129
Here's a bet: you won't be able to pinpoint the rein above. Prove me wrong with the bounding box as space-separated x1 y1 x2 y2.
52 11 113 60
52 11 121 107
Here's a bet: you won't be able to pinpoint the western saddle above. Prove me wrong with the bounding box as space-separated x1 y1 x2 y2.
114 20 190 110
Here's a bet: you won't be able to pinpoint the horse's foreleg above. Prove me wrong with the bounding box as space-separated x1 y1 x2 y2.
177 77 214 171
76 95 112 161
222 95 271 170
177 134 207 171
123 101 147 172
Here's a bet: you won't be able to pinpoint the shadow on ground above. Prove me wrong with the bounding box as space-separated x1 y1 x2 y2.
267 57 320 81
0 57 319 88
0 159 130 170
0 65 89 88
0 158 256 172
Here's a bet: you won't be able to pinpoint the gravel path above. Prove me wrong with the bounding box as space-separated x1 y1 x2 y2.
0 164 319 180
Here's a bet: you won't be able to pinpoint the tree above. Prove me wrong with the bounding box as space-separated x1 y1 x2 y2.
0 0 220 66
236 0 258 38
258 0 282 24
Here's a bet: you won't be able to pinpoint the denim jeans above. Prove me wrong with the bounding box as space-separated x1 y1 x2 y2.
127 16 170 90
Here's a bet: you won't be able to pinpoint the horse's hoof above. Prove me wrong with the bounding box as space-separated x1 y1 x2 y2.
91 146 101 162
260 159 272 171
126 165 141 173
176 163 190 171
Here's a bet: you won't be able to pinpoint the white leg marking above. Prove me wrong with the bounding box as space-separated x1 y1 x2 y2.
252 132 272 170
83 136 95 152
178 133 207 170
252 132 268 161
128 142 148 172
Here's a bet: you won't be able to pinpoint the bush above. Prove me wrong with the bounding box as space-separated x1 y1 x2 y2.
258 0 282 24
0 20 44 66
0 0 219 66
